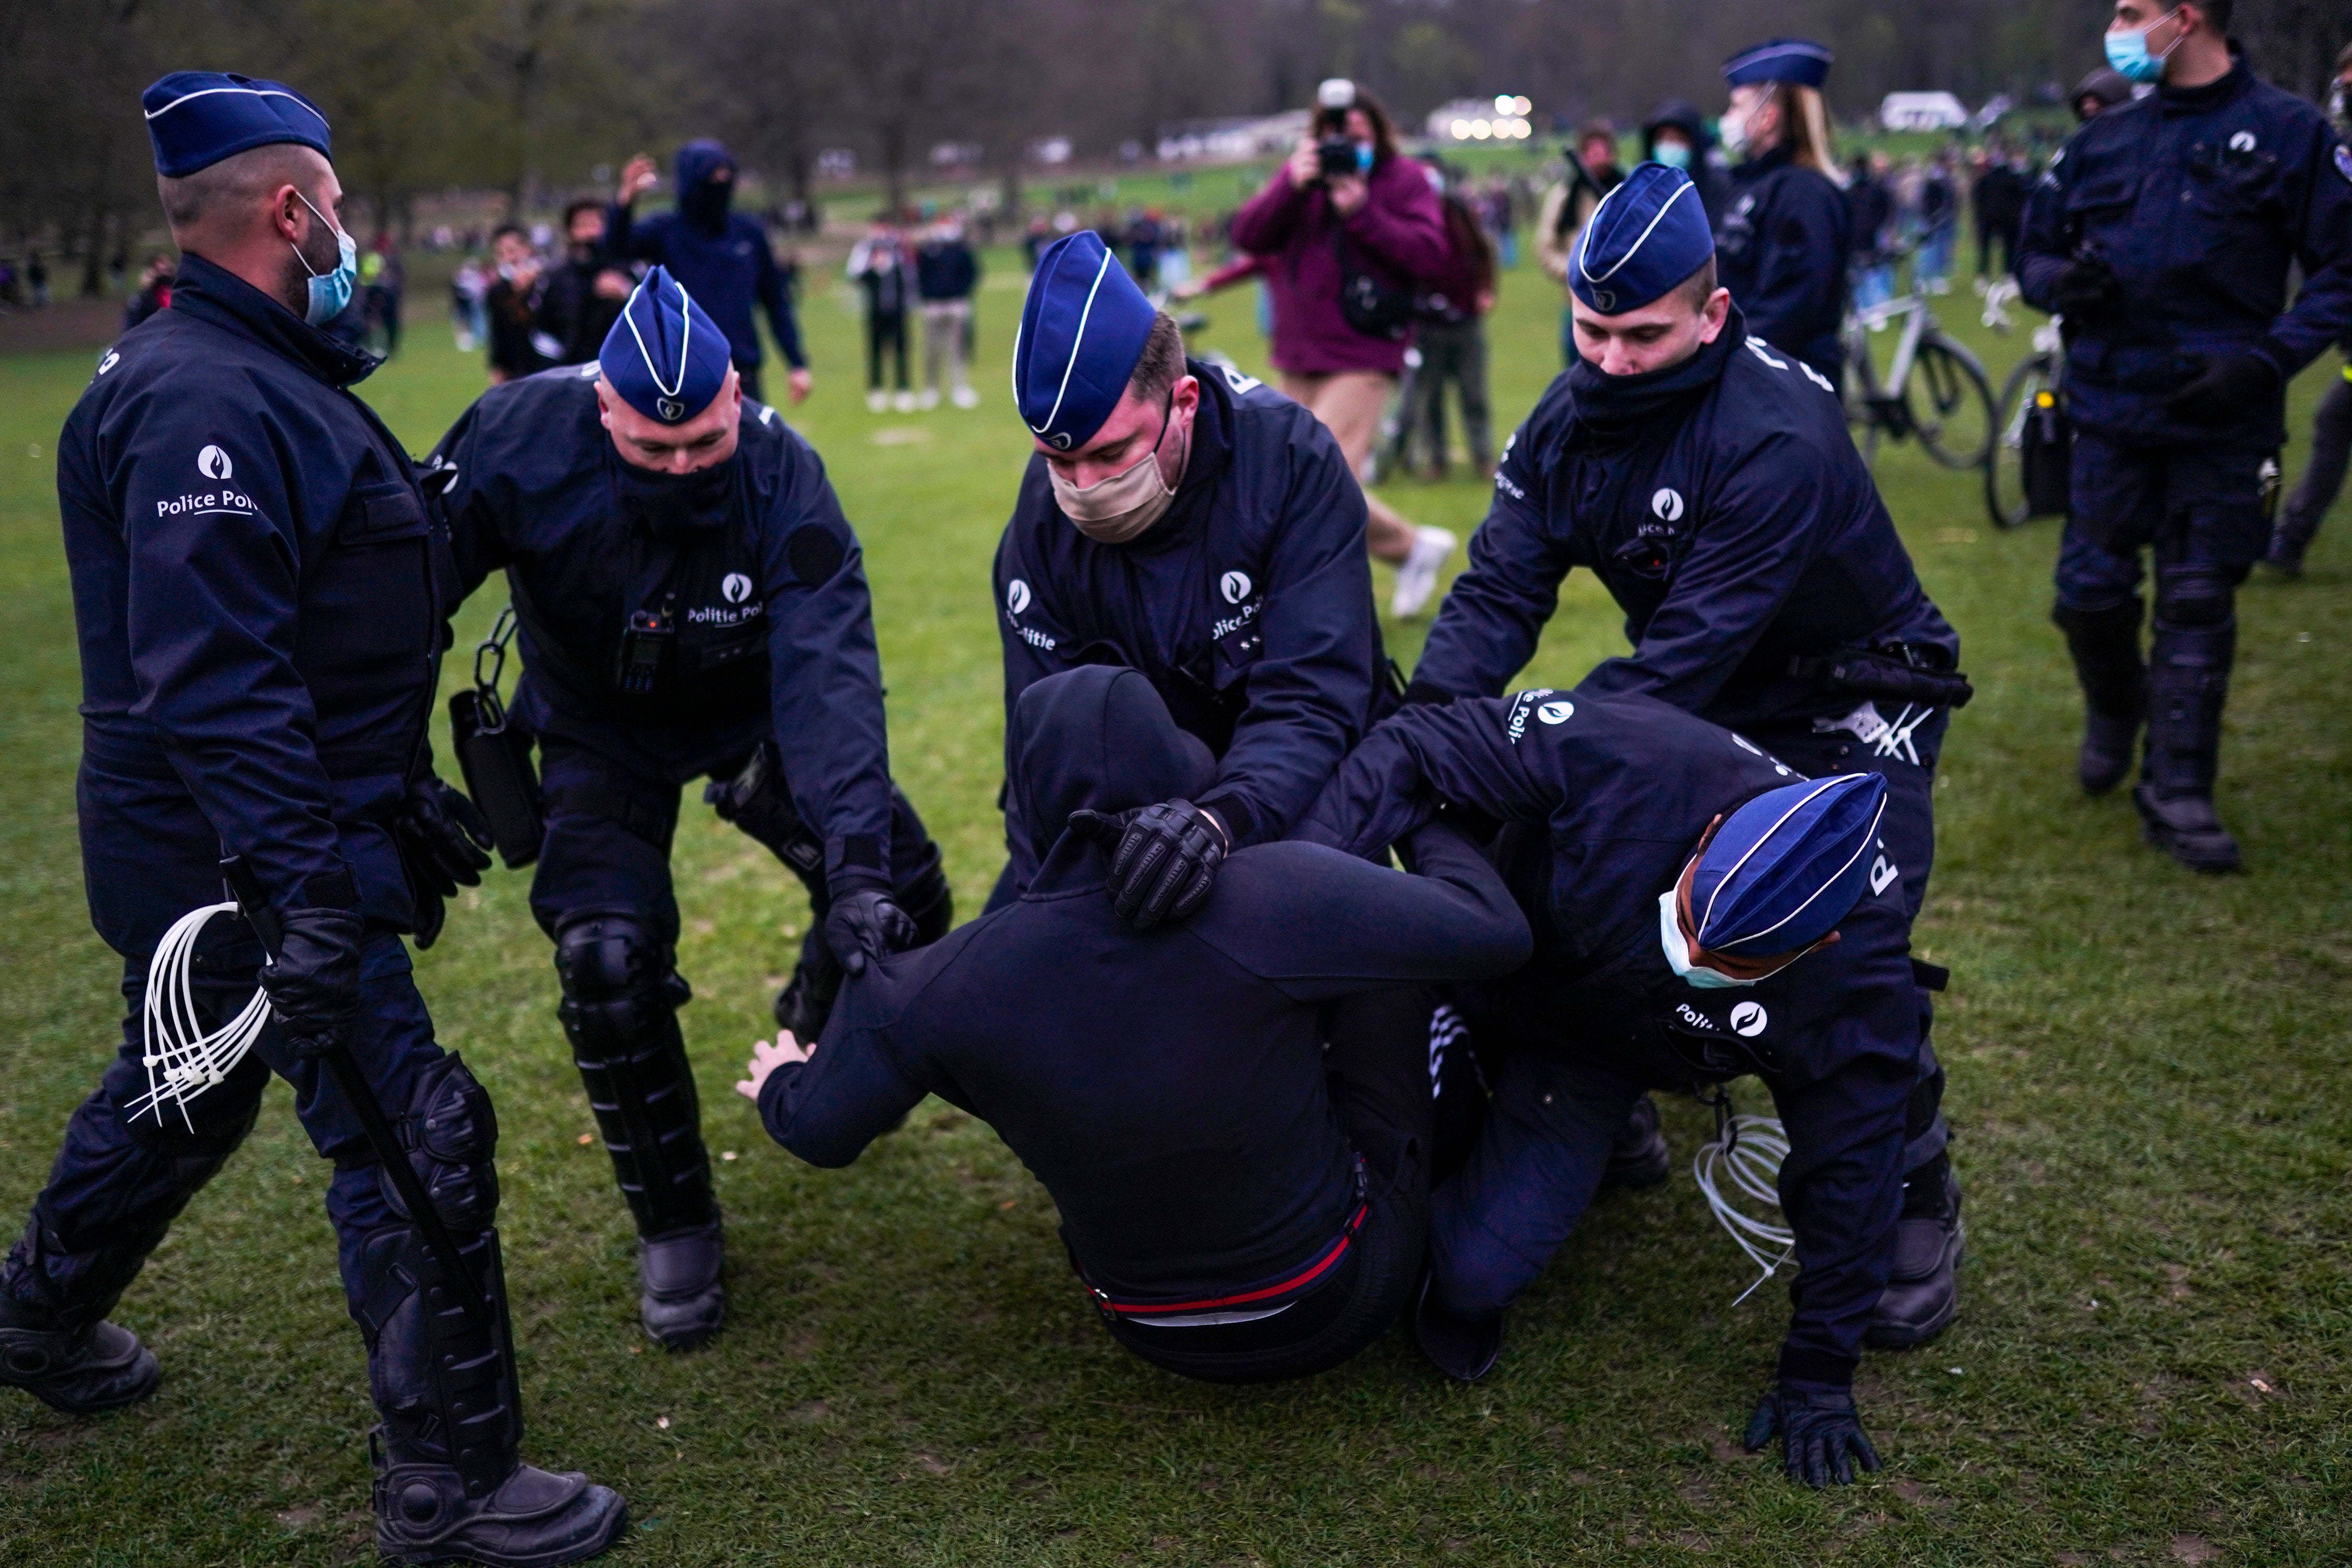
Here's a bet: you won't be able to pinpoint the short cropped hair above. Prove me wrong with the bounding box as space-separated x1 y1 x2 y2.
155 142 319 235
1676 255 1719 312
2191 0 2233 32
1127 312 1188 402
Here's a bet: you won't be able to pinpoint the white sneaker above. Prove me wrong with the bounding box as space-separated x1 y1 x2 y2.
951 386 979 409
917 388 940 410
866 390 887 413
1390 526 1457 619
893 390 917 413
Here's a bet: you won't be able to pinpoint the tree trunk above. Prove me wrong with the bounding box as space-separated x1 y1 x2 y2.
79 204 109 297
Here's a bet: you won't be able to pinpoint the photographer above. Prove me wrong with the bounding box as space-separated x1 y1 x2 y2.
483 223 553 384
1229 78 1458 618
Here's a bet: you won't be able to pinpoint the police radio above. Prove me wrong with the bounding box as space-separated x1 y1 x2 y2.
448 605 544 868
615 595 677 697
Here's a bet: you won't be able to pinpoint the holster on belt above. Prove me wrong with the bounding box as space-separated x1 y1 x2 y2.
1788 644 1974 710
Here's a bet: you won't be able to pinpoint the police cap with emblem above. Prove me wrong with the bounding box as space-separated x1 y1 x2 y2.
143 72 333 178
601 265 733 423
1012 230 1158 451
1721 38 1834 88
1689 772 1888 955
1570 162 1716 315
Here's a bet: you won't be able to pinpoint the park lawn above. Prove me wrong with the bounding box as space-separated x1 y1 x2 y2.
0 245 2347 1567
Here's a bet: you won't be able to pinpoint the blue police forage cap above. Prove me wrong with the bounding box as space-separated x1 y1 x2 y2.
143 72 332 178
1013 231 1158 451
1688 773 1888 954
1722 38 1834 89
1571 162 1715 315
600 266 734 423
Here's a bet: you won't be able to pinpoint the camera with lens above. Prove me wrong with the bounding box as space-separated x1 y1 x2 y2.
1316 137 1364 180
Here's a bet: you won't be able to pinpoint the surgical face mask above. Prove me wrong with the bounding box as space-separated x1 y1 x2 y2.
1049 394 1189 544
2104 9 2183 85
1717 104 1753 157
1653 140 1693 170
290 191 357 326
1657 888 1760 988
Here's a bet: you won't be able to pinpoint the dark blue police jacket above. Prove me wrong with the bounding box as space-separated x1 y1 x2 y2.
61 253 444 954
1410 310 1954 733
759 665 1529 1303
607 199 805 372
1715 144 1853 383
2017 53 2352 448
993 357 1391 889
428 367 894 891
1297 688 1919 1376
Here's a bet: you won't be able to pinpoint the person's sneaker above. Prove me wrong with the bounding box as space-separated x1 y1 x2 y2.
639 1223 724 1351
1411 1273 1502 1382
2079 712 2140 796
2134 785 2242 873
374 1448 627 1567
1599 1093 1671 1190
1865 1162 1963 1350
951 385 979 409
865 389 887 413
892 390 917 413
1390 526 1457 619
917 388 940 411
0 1319 158 1414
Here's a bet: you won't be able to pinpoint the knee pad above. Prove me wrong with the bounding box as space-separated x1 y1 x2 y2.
380 1054 500 1234
2153 567 2233 631
554 916 687 1046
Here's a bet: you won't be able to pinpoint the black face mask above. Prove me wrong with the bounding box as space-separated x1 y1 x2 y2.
1566 306 1744 440
613 454 737 532
679 174 733 233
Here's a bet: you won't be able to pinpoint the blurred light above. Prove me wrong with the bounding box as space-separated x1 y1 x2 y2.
1512 96 1532 116
1494 95 1513 114
1450 119 1471 140
1514 119 1533 139
1471 120 1492 140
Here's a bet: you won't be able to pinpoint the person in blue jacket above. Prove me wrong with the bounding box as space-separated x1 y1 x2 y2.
1712 39 1853 384
1401 164 1968 1350
740 665 1530 1384
2016 0 2352 871
425 270 949 1350
990 230 1398 922
1300 688 1921 1488
0 73 624 1565
608 140 811 407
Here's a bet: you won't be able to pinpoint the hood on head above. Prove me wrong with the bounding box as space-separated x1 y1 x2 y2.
1007 667 1215 869
1641 99 1710 154
676 139 736 231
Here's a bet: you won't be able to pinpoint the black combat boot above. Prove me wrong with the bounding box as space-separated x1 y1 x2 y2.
1599 1092 1671 1190
2136 614 2240 872
0 1310 158 1414
638 1221 724 1352
1411 1271 1503 1383
1864 1155 1963 1349
2053 598 2146 796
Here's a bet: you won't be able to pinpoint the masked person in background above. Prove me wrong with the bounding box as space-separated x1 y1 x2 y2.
1536 123 1626 366
425 269 951 1350
1641 100 1731 227
989 232 1400 921
0 72 625 1565
2017 0 2352 870
1712 39 1853 385
540 199 632 366
2265 41 2352 581
609 141 811 406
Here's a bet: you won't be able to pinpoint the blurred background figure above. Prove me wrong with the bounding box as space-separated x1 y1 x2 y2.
1971 148 2027 283
121 251 174 331
360 231 403 356
1536 121 1625 365
483 223 551 384
1640 99 1728 223
451 251 488 351
1714 37 1852 384
2266 40 2352 579
540 198 632 365
1915 153 1957 295
1848 152 1895 312
916 218 981 409
848 216 915 412
1405 178 1498 480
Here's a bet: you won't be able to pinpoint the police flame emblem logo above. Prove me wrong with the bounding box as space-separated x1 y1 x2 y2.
1651 487 1684 522
1006 579 1032 615
1729 1001 1768 1037
1220 570 1253 604
656 396 685 421
197 445 234 481
721 573 752 604
1537 699 1574 725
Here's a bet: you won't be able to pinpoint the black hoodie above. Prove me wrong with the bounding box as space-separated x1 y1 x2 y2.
758 665 1529 1300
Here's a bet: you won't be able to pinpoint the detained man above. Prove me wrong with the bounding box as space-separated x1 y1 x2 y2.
425 269 951 1348
1401 164 1969 1352
1300 689 1924 1486
739 666 1529 1382
991 232 1399 925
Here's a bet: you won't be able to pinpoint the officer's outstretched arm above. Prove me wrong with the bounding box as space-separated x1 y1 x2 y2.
2264 120 2352 376
1296 697 1550 859
1409 411 1577 702
420 396 515 603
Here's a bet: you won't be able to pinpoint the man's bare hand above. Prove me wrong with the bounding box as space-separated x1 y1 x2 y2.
1285 139 1321 191
1327 173 1369 216
787 367 813 405
619 154 659 204
734 1030 809 1101
593 268 632 301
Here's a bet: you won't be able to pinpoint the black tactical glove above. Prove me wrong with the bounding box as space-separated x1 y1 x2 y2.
260 907 366 1059
1744 1382 1883 1489
824 886 917 978
393 777 494 950
2049 255 2124 320
2166 348 2281 426
1097 798 1229 929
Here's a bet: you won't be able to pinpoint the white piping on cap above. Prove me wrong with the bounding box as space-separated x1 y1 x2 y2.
1576 178 1698 290
1698 776 1884 952
1026 246 1113 438
619 273 691 401
145 85 327 135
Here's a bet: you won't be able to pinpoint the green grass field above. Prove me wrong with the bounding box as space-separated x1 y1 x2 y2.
0 249 2347 1566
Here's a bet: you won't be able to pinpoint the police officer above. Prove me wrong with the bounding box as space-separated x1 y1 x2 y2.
2017 0 2352 870
0 74 624 1564
992 231 1397 923
1712 39 1853 384
741 666 1530 1384
1403 164 1969 1349
2267 44 2352 579
427 270 951 1350
1299 689 1919 1489
609 141 811 407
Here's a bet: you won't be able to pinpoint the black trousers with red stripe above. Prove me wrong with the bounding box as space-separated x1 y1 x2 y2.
1104 988 1432 1385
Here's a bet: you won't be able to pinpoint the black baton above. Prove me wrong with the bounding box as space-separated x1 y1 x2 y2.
221 857 491 1328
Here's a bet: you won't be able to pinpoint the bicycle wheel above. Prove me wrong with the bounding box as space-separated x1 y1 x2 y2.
1986 351 2054 529
1907 335 1997 470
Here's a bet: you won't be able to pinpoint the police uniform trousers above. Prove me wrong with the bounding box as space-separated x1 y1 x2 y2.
1102 988 1434 1386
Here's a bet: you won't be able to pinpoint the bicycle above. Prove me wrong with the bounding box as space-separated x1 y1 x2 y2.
1840 265 1998 474
1985 309 2066 530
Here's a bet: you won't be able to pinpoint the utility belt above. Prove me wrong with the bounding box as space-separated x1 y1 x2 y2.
1786 642 1973 711
1075 1156 1368 1325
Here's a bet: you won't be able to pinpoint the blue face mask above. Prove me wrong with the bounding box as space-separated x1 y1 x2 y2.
2104 9 2182 85
291 191 358 325
1653 141 1693 171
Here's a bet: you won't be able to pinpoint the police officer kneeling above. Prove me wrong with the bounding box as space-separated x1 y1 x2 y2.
741 666 1529 1382
1404 164 1967 1350
0 74 623 1563
428 270 951 1348
2017 0 2352 870
1300 690 1918 1487
992 233 1396 924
